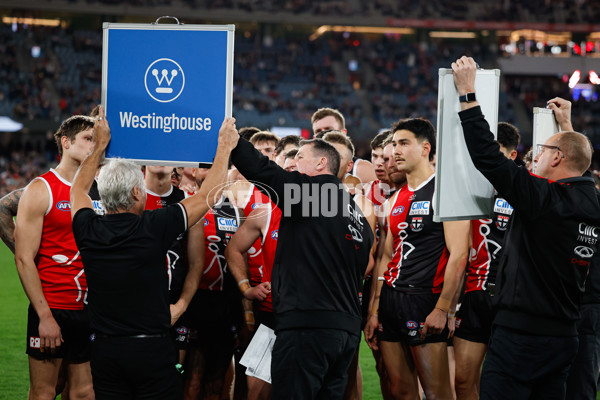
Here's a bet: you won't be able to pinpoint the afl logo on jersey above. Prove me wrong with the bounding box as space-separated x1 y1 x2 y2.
409 201 430 216
251 203 263 210
271 230 279 240
56 201 71 211
204 219 209 226
176 326 189 335
392 206 404 216
410 217 424 232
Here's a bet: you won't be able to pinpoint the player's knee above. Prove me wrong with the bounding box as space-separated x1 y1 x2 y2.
68 382 94 400
29 384 57 400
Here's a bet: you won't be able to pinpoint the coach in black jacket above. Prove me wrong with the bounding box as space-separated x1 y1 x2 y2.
231 137 373 400
453 56 600 400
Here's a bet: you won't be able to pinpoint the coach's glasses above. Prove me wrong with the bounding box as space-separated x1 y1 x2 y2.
536 144 565 158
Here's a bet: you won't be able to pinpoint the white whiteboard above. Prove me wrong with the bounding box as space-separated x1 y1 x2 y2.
434 68 500 222
532 107 559 172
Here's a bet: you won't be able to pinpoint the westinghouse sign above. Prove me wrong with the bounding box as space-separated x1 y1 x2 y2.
101 21 234 166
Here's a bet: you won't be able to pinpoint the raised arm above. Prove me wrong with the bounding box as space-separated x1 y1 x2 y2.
0 188 24 253
181 118 239 228
547 97 574 132
71 107 110 218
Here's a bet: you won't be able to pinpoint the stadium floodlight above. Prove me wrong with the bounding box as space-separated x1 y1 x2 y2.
569 70 581 89
589 71 600 85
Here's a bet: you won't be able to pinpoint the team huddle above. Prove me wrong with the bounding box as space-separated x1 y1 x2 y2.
2 57 600 400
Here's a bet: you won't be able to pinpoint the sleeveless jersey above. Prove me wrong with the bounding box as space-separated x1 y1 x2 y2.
35 169 103 310
242 185 272 287
466 195 513 292
256 204 282 312
199 197 240 291
144 185 186 302
384 175 448 293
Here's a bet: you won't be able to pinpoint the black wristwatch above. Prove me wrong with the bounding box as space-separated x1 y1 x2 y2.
459 92 477 103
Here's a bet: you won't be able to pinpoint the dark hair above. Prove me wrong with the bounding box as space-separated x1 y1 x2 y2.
299 138 341 176
285 148 298 160
497 122 521 152
239 126 261 141
322 131 355 158
370 130 391 150
391 118 436 161
54 115 96 157
275 135 302 155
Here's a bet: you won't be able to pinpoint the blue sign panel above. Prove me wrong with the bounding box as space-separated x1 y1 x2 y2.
102 24 234 165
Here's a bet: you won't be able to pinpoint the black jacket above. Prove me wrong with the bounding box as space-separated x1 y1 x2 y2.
460 106 600 336
231 138 373 335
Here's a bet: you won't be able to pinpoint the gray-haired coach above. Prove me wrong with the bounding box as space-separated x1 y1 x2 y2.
70 107 239 400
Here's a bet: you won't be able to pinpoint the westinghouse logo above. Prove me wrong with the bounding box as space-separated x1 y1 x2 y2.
144 58 185 103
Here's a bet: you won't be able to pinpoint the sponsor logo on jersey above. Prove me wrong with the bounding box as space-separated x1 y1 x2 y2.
456 318 462 328
56 200 71 211
409 201 430 216
494 198 514 215
29 336 41 349
406 320 418 330
271 230 279 240
410 217 424 232
408 330 417 336
578 222 599 245
496 215 509 231
347 224 363 243
217 217 238 232
176 326 189 335
392 206 405 216
574 245 595 259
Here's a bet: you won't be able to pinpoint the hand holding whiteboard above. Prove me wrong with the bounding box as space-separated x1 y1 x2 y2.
434 68 500 222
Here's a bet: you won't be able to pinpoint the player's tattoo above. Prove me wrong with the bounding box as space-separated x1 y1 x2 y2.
0 188 24 254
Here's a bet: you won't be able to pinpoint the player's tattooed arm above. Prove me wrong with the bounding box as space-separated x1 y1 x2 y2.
0 188 24 254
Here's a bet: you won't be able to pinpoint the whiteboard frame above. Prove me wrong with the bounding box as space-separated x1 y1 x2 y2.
531 107 559 172
434 68 500 222
101 22 235 166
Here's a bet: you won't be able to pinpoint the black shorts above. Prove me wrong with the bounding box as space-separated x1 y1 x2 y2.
454 290 494 344
185 290 235 349
378 284 448 346
26 304 92 362
170 322 190 351
255 309 276 330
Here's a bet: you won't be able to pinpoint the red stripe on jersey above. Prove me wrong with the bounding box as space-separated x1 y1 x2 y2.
257 205 282 312
432 247 449 294
36 170 87 310
243 186 271 288
384 186 413 287
365 180 387 207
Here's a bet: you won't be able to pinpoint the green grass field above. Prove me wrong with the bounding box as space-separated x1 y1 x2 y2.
0 244 383 399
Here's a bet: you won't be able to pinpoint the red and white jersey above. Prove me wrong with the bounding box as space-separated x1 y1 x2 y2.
242 185 272 287
35 169 98 310
466 195 513 292
199 197 240 291
384 175 448 293
256 204 282 312
364 180 389 207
